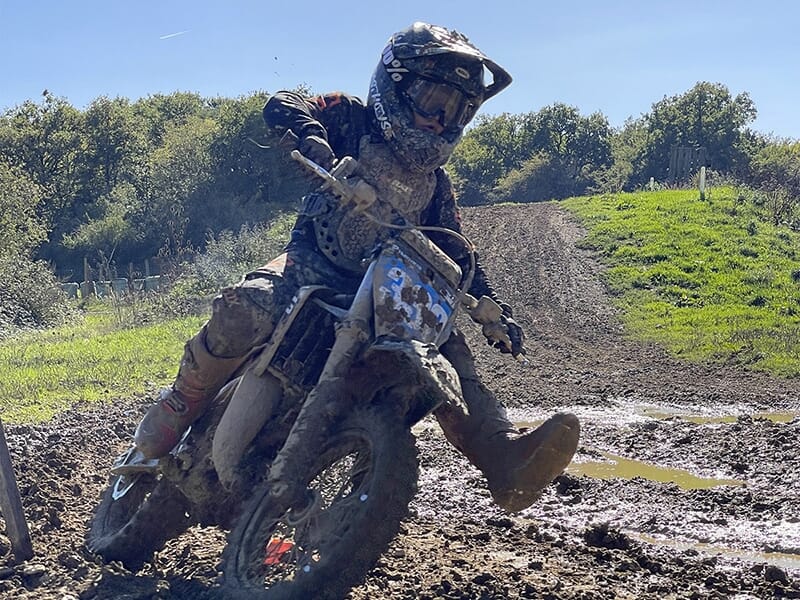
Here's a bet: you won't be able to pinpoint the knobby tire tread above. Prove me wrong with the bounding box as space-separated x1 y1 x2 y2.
221 405 419 600
87 476 192 570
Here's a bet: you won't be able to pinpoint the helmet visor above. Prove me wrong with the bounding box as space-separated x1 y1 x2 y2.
402 79 481 131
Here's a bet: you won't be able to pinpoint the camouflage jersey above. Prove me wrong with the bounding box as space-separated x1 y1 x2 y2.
262 90 502 301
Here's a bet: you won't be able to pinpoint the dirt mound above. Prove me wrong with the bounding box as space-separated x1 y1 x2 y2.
2 202 800 599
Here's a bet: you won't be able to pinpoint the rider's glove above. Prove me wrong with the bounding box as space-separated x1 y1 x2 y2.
501 314 527 357
491 302 526 357
299 134 336 171
472 297 527 357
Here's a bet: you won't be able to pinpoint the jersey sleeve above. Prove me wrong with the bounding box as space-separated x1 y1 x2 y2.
262 91 366 157
424 169 506 304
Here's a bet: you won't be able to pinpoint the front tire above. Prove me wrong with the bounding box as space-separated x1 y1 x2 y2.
87 474 193 570
221 405 418 599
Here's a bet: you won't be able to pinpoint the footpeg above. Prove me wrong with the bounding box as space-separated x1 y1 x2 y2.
110 446 160 476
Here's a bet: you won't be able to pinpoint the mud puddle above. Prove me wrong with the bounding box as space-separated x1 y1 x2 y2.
501 398 800 586
510 402 798 429
567 450 744 489
637 406 798 424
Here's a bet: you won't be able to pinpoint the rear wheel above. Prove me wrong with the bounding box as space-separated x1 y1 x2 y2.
221 405 418 599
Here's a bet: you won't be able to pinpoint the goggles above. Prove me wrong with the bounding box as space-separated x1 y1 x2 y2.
402 79 481 131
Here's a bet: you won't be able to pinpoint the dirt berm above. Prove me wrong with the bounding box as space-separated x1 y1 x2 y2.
2 202 800 599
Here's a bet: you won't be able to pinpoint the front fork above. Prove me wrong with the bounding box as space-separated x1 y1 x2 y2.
264 262 376 507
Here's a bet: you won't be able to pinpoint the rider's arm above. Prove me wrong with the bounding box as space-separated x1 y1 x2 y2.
262 90 366 157
424 169 508 307
427 169 527 356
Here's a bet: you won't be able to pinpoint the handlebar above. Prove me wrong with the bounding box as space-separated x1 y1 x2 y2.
290 150 527 363
290 150 478 298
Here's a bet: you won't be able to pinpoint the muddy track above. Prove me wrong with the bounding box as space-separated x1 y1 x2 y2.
2 202 800 599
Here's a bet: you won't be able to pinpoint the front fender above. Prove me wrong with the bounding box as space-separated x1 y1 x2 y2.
262 339 461 506
362 339 462 426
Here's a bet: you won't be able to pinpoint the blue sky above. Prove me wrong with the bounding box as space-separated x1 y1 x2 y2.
2 0 799 139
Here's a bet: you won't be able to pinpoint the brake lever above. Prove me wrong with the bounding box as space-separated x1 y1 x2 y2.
291 150 368 208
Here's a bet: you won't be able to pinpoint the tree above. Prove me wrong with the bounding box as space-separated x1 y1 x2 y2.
196 92 299 240
132 92 209 147
750 141 800 194
82 96 144 198
602 117 650 192
140 115 220 255
746 140 800 226
636 82 756 185
447 113 525 204
0 91 85 231
519 104 613 190
0 159 46 259
448 133 505 205
62 182 144 275
479 104 613 202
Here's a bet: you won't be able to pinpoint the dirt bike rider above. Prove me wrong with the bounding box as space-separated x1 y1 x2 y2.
134 22 580 513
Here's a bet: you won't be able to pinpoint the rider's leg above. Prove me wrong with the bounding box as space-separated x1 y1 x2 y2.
435 330 580 512
134 268 287 459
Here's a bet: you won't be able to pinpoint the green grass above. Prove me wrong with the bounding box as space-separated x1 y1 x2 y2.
562 186 800 376
0 211 296 425
0 310 205 423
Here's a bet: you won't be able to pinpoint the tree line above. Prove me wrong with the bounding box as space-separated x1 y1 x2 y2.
0 89 314 280
1 81 799 332
449 81 798 207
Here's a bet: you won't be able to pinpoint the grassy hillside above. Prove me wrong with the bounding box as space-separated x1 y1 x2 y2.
0 311 204 423
0 215 295 424
563 186 800 376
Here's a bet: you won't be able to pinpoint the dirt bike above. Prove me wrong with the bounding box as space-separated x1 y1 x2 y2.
87 151 516 599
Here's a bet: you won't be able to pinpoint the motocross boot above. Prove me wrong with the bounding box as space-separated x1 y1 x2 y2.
436 331 580 513
134 327 246 459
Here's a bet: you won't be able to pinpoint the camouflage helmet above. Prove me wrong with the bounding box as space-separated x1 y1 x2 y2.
368 22 512 173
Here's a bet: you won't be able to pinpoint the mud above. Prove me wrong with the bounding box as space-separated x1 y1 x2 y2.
2 202 800 599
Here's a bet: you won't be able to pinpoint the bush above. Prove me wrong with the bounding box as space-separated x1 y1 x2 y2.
0 159 76 338
162 214 295 305
749 141 800 199
493 152 589 202
67 213 298 330
0 257 76 339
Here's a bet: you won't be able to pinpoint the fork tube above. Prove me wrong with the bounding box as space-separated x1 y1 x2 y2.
318 260 376 381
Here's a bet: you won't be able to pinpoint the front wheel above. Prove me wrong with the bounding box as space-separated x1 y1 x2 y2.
87 473 193 570
221 405 418 599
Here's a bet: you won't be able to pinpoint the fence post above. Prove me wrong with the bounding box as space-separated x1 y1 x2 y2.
699 166 707 200
0 418 33 562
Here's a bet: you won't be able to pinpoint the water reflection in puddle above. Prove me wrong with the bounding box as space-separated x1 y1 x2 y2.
510 404 798 430
638 408 798 424
567 451 744 489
